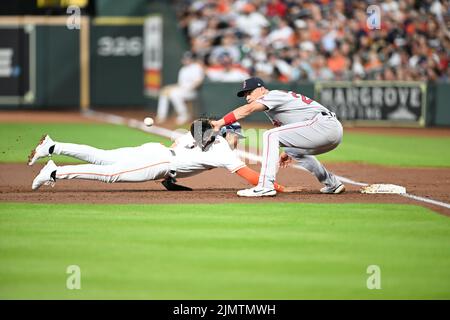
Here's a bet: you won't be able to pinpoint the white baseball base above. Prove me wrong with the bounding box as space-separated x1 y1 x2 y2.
361 184 406 194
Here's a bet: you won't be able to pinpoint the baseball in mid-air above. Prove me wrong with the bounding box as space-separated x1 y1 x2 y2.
144 117 154 127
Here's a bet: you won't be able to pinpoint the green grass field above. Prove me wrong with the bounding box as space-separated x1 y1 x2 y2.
1 123 450 167
245 127 450 167
0 122 449 299
0 123 171 164
317 133 450 167
1 202 449 299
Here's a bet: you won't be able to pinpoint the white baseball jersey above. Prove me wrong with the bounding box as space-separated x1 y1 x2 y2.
178 62 204 90
256 90 331 126
53 134 246 185
206 67 249 82
172 133 246 178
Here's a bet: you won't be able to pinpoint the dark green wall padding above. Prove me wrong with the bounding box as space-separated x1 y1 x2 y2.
428 83 450 127
90 25 146 107
35 26 80 108
194 81 314 122
96 0 148 17
0 0 448 126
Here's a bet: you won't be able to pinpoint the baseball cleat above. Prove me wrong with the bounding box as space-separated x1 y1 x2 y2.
237 186 277 197
32 160 57 190
28 134 55 166
320 183 345 194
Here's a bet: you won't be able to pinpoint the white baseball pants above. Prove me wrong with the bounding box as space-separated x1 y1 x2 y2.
53 142 172 183
156 85 196 121
258 113 343 189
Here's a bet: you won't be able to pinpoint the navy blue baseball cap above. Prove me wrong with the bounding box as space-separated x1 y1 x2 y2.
220 122 245 139
237 77 265 97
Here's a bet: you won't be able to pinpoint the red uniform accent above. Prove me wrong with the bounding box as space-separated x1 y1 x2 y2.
223 112 237 126
236 166 285 192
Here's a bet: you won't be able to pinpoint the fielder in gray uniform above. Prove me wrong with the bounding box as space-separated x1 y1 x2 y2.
211 77 344 197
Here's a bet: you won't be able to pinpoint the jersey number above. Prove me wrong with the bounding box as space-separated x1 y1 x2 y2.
288 91 313 104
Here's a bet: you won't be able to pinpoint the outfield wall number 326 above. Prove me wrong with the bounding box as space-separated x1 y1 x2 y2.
97 37 143 57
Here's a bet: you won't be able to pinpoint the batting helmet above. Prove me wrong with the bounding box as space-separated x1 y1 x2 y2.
220 122 245 139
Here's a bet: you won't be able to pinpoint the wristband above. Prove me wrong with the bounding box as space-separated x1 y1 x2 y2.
223 112 237 126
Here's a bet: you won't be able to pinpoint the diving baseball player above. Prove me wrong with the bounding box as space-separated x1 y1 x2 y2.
29 119 288 192
211 77 344 197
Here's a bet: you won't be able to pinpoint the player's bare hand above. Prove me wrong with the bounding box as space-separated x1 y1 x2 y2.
283 186 306 193
210 120 222 132
279 152 293 168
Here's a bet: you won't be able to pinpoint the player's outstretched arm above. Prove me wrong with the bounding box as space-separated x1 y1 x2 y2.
211 101 266 131
235 166 285 192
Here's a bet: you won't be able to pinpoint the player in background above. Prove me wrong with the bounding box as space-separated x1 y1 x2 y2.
156 51 204 125
28 121 294 193
211 77 344 197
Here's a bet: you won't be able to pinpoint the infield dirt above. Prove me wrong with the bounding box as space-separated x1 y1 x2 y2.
1 110 449 216
0 163 448 215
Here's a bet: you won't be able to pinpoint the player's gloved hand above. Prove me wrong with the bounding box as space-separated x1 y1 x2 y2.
279 152 293 168
161 177 193 191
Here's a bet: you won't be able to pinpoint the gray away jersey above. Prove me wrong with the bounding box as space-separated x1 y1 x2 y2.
256 90 330 126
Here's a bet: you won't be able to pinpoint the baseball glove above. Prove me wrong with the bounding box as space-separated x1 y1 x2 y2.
190 118 216 151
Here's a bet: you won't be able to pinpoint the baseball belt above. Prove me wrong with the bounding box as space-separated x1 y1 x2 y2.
321 111 336 118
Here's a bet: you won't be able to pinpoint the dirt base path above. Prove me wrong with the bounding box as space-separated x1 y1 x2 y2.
1 163 448 216
1 110 449 215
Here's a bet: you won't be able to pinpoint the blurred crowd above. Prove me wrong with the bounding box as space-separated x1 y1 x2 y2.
173 0 450 83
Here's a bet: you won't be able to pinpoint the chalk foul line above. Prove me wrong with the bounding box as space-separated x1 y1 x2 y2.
83 110 450 211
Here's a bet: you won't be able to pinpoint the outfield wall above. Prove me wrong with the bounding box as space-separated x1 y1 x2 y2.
195 81 315 122
427 82 450 127
0 16 448 126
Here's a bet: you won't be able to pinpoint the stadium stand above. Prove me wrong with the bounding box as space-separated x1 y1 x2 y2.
173 0 449 83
